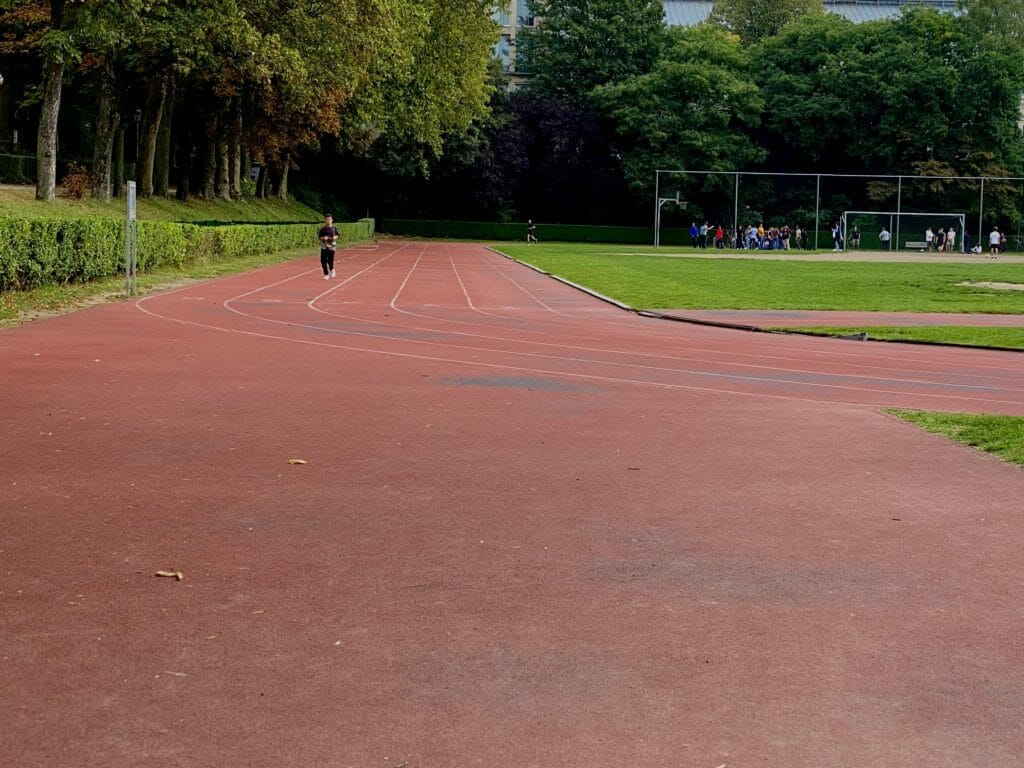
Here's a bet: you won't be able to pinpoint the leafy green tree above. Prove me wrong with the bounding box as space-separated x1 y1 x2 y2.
519 0 666 98
594 26 764 207
711 0 824 44
754 10 958 172
959 0 1024 43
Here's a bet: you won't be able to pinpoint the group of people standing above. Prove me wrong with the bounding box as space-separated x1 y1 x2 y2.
689 222 811 251
924 226 959 253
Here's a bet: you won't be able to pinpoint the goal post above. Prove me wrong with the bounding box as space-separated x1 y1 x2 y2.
841 210 966 251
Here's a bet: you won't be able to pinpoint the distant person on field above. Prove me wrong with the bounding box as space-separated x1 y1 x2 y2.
850 226 861 249
699 222 709 249
989 226 1001 258
527 220 538 244
879 226 891 250
925 227 934 252
963 231 972 253
689 222 699 247
1000 229 1007 253
715 225 724 249
318 213 339 280
934 227 946 252
832 221 844 251
946 227 956 253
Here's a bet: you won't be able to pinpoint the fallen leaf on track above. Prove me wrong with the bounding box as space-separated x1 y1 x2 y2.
288 459 307 465
155 570 184 581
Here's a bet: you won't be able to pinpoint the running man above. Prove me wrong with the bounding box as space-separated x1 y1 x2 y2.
527 220 538 244
319 213 339 279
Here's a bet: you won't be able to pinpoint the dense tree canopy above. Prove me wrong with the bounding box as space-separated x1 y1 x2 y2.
595 26 764 195
2 0 1023 232
1 0 499 201
518 0 667 99
711 0 824 44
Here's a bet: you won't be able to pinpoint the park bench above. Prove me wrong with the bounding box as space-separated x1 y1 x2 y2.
904 240 928 250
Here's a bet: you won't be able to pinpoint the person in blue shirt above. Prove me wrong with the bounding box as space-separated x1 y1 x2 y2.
689 222 699 247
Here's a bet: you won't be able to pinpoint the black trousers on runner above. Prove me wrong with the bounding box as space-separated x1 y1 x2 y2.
320 248 335 275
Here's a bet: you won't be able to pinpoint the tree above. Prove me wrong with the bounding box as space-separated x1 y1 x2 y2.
519 0 666 99
594 26 764 208
958 0 1024 43
711 0 824 44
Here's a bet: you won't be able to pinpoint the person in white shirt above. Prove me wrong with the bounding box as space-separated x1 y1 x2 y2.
946 227 956 253
925 227 934 251
989 227 1001 258
879 226 891 251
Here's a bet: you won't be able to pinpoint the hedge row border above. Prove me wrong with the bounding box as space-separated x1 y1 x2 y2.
0 217 374 292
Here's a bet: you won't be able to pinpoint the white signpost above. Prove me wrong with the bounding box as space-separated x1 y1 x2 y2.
125 181 138 296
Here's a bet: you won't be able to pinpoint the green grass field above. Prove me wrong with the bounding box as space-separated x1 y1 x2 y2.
0 185 320 223
496 243 1024 314
782 326 1024 350
888 410 1024 468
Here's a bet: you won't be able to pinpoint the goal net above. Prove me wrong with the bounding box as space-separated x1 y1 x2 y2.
842 211 967 252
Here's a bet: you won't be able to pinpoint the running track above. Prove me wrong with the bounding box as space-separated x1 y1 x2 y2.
3 241 1024 767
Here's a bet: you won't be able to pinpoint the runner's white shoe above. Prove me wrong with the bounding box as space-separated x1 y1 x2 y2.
324 274 329 280
330 269 336 278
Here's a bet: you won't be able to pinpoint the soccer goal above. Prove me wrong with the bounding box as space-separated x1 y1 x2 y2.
842 210 966 252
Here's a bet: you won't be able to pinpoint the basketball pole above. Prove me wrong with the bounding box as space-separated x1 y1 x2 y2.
978 177 985 249
896 175 902 251
733 173 739 248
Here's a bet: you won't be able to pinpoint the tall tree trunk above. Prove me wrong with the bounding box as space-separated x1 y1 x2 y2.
241 148 250 194
175 132 192 201
154 81 174 197
90 65 120 201
255 165 267 199
201 123 217 199
35 61 65 201
174 96 192 201
138 76 167 197
112 124 124 197
230 107 243 198
276 155 290 201
216 139 231 201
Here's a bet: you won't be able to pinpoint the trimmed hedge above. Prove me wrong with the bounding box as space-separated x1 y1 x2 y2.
379 218 691 245
0 217 374 292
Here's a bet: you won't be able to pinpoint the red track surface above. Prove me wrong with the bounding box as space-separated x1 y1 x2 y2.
3 241 1024 767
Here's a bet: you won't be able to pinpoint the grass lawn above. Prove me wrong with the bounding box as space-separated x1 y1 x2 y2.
495 243 1024 314
887 410 1024 468
777 326 1024 350
0 184 320 223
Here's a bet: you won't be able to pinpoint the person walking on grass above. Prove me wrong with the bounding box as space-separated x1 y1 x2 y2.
946 227 956 253
318 213 339 280
989 226 1001 258
879 226 891 251
527 220 538 244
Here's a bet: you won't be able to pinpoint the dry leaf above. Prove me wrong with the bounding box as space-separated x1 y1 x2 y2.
155 570 184 581
288 459 307 465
